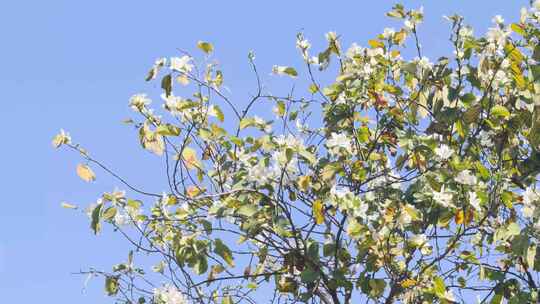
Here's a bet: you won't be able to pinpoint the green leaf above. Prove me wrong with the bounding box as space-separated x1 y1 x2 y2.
156 124 181 136
511 23 525 36
283 67 298 77
491 105 510 119
161 74 172 97
238 204 258 217
105 276 119 296
197 41 214 54
527 244 537 268
368 279 386 298
222 296 232 304
102 207 117 221
300 267 320 283
214 239 234 267
432 276 446 297
212 105 224 122
507 222 521 237
91 203 103 234
194 256 208 275
239 118 255 130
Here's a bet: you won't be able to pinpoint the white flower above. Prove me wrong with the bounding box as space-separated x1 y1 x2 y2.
469 191 482 211
492 15 504 24
330 185 352 200
458 26 474 38
410 234 431 254
275 134 304 150
154 285 188 304
478 130 494 147
272 150 298 176
296 37 311 51
114 210 130 226
326 132 353 155
52 129 72 148
404 20 415 31
486 27 509 47
433 186 454 208
247 162 275 185
443 290 456 302
352 202 369 219
434 144 453 160
170 56 193 73
129 94 151 111
272 65 297 78
382 27 395 39
253 115 270 131
455 170 477 186
295 119 308 132
416 56 433 70
534 0 540 11
346 43 364 58
523 186 540 218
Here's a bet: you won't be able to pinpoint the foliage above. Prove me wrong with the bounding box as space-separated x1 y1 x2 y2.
55 2 540 303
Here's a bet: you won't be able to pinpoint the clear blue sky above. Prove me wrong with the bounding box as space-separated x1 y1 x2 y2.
0 0 528 302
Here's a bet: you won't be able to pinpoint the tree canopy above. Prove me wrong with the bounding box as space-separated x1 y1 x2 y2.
55 2 540 303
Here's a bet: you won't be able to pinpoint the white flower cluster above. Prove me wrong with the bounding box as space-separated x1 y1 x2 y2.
329 185 369 219
326 132 354 156
153 285 188 304
522 186 540 219
129 94 152 112
170 56 193 73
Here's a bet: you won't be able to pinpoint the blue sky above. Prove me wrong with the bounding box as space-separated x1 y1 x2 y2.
0 0 529 302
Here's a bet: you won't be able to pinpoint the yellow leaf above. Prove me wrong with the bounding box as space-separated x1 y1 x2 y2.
454 209 473 225
313 200 324 225
298 175 311 192
186 186 204 198
401 278 417 288
368 39 385 49
60 202 78 209
76 164 96 182
197 41 214 54
176 75 190 86
182 147 201 170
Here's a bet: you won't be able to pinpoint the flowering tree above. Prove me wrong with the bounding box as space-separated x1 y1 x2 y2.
55 3 540 304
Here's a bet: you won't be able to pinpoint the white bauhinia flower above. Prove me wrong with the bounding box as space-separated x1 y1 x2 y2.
346 43 363 58
272 150 298 177
52 129 72 148
455 170 477 186
443 290 456 302
170 56 193 73
492 15 504 24
352 201 369 219
416 56 433 70
247 162 274 185
433 186 454 208
154 285 189 304
296 37 311 51
326 132 353 155
410 234 427 247
129 94 151 111
434 144 453 160
275 134 304 150
404 20 415 31
523 186 540 218
486 27 509 46
469 191 482 211
382 27 395 39
114 210 130 226
458 26 474 38
478 130 494 147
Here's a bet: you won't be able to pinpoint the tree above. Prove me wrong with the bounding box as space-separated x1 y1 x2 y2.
54 2 540 303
